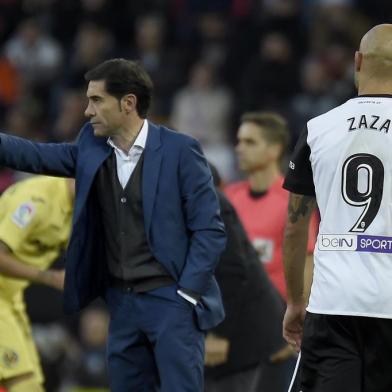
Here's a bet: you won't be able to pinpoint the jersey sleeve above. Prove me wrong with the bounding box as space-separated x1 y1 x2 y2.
283 127 316 196
0 199 44 253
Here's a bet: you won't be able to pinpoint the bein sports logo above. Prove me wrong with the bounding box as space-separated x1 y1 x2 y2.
318 234 357 251
318 233 392 253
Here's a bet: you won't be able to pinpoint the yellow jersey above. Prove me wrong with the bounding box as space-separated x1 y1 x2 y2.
0 176 73 304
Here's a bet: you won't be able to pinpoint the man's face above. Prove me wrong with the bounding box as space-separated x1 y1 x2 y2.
84 80 125 137
236 122 277 173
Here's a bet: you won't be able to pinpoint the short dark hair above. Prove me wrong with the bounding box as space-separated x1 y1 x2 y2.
84 58 153 118
240 111 289 158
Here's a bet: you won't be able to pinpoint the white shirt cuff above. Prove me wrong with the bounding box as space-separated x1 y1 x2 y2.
177 289 198 305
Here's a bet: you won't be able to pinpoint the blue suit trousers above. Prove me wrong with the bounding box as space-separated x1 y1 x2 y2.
105 285 205 392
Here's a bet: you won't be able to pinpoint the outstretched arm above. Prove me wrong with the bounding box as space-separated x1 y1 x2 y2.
0 133 78 177
283 192 316 350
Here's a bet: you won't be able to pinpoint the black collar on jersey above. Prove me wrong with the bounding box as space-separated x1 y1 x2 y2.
356 94 392 98
249 188 268 199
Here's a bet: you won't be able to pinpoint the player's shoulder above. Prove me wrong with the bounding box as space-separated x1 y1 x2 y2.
307 99 351 130
22 175 63 194
0 177 55 229
4 176 64 208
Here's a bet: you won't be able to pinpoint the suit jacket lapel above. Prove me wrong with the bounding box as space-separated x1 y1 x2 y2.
143 122 162 237
74 138 111 223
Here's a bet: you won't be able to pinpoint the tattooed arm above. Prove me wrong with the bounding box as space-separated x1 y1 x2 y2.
283 192 316 349
284 192 316 303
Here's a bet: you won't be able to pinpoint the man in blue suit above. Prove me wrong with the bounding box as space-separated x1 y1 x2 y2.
0 59 226 392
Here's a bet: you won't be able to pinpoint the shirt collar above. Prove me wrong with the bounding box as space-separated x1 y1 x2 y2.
107 119 149 154
356 94 392 98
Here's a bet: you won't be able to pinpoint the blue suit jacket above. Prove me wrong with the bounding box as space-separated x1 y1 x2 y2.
0 122 226 330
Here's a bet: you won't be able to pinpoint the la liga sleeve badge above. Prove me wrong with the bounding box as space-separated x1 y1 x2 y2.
11 202 36 228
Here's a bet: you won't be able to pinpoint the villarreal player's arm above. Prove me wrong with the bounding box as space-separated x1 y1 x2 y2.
0 177 73 292
0 241 64 290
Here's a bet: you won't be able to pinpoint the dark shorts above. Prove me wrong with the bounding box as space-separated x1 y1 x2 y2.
291 312 392 392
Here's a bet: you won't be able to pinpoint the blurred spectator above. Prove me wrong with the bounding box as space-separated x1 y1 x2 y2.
240 32 299 114
51 89 87 142
306 1 370 51
60 307 109 392
125 14 187 119
171 61 235 180
289 56 339 141
357 0 392 24
34 323 78 392
3 101 44 139
4 18 62 88
0 57 20 111
0 1 24 45
64 22 113 89
51 0 128 46
320 43 356 102
254 0 305 48
2 101 48 182
195 12 229 68
0 168 16 195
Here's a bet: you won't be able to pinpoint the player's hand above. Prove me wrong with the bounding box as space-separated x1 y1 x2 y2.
49 269 65 291
204 333 230 366
38 269 65 291
283 302 306 352
269 344 296 364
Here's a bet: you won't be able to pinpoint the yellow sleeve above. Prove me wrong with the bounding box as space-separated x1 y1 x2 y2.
0 199 46 253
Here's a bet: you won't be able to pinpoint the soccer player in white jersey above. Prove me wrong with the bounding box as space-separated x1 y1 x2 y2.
282 24 392 392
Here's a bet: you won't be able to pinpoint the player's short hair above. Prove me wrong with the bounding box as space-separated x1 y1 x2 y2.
240 111 289 157
84 58 153 118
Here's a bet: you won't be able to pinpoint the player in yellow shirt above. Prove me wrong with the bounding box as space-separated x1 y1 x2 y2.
0 176 74 392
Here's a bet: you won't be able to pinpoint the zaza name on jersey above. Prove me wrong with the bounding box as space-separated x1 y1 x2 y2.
347 115 391 133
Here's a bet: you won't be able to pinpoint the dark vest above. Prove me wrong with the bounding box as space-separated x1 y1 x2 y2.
94 150 173 291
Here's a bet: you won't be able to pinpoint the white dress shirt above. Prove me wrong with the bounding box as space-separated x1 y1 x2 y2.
107 120 148 189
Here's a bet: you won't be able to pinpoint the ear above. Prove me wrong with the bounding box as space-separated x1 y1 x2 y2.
355 51 363 72
268 143 282 162
122 94 137 114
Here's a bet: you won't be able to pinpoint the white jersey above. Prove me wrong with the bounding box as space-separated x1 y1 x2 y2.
284 95 392 318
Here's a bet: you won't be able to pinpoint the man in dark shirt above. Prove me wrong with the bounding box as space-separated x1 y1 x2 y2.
205 166 291 392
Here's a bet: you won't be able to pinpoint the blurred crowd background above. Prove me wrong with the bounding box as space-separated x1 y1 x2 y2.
0 0 390 391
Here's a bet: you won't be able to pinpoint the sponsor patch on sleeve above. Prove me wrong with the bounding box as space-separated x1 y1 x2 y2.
11 202 36 228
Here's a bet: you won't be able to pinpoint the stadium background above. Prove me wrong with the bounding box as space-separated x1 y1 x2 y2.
0 0 388 391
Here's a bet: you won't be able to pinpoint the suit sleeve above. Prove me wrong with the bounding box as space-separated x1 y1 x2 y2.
177 138 226 295
283 127 316 196
0 132 79 178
